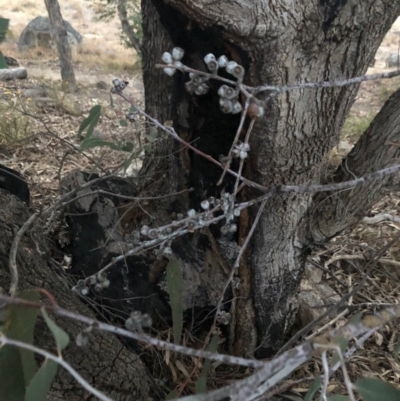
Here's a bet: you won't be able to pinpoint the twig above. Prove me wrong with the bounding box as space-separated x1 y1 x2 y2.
217 98 251 186
115 91 268 192
9 213 39 295
0 293 263 369
251 69 400 94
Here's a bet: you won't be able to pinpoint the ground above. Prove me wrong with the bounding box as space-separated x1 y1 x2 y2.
0 2 400 398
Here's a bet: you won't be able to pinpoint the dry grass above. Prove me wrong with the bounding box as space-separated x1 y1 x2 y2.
0 0 138 73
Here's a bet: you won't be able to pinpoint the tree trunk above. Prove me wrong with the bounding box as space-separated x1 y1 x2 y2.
140 0 400 356
44 0 76 91
117 0 142 56
0 189 150 401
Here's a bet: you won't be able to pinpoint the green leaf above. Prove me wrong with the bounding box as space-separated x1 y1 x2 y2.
144 144 152 153
41 308 69 352
121 142 134 152
330 336 349 366
195 335 219 394
78 105 101 139
327 396 351 401
166 388 180 400
24 360 58 401
282 396 303 401
304 376 321 401
5 290 40 386
81 137 134 152
347 312 363 325
129 105 137 113
81 137 112 150
148 127 158 138
119 119 128 127
0 52 7 69
123 149 141 172
0 290 40 400
356 378 400 401
0 18 10 44
166 256 183 345
0 344 26 401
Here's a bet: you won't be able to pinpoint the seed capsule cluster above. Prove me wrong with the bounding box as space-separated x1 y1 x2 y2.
161 47 185 76
217 310 231 325
160 48 247 115
111 78 128 93
232 140 250 159
72 272 110 296
125 311 153 333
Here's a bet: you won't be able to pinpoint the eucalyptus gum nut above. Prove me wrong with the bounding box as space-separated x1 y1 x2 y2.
163 67 176 76
172 47 184 61
161 52 173 63
204 53 216 64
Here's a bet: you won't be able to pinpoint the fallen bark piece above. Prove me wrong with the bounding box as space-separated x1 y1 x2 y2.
0 67 28 81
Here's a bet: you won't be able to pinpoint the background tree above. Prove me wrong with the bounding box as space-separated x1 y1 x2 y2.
88 0 142 55
44 0 76 91
139 0 400 356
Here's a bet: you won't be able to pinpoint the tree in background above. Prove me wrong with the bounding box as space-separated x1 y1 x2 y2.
88 0 142 56
44 0 76 91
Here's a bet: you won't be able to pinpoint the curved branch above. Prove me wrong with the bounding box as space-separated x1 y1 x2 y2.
116 0 142 55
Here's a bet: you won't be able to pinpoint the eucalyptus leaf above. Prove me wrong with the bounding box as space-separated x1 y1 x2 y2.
4 290 40 386
123 150 141 172
166 388 180 400
327 395 351 401
0 52 7 70
78 105 101 139
0 290 40 400
25 360 58 401
330 337 349 366
195 335 219 394
304 376 321 401
0 344 26 401
41 308 69 352
0 18 9 44
356 378 400 401
166 256 183 345
144 144 152 153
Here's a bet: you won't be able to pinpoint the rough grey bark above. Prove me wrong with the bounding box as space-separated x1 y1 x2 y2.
117 0 142 56
140 0 400 356
44 0 76 90
0 190 150 401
